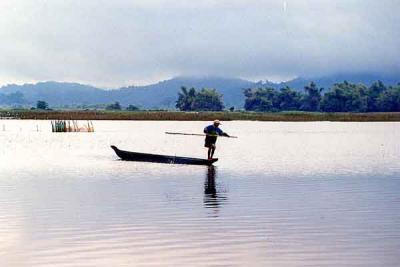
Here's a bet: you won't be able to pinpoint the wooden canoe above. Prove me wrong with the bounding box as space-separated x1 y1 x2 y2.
111 146 218 166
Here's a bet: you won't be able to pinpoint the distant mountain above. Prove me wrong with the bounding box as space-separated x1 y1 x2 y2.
0 77 257 108
1 82 109 106
0 73 398 108
115 76 255 108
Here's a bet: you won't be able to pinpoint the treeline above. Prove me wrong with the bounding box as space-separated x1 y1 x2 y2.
2 80 400 112
104 102 139 111
31 100 140 111
0 96 141 112
176 81 400 112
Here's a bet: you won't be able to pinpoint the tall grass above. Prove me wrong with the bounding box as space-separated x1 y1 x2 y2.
1 110 400 121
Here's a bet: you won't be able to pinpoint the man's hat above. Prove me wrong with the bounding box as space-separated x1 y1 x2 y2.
213 119 221 125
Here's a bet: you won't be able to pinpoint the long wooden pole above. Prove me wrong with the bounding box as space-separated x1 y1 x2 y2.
165 132 238 138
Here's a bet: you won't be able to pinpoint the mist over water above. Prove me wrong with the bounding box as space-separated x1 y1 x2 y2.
1 120 400 266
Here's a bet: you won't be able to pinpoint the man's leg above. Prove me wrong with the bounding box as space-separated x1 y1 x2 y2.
207 147 212 159
210 145 216 159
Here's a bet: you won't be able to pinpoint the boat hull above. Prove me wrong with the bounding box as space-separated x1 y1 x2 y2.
111 146 218 166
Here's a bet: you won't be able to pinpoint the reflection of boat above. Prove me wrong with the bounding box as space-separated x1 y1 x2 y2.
111 146 218 166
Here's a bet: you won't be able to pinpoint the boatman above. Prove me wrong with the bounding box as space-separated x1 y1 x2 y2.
204 120 230 159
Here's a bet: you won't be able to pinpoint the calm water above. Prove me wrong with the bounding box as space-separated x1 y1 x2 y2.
0 120 399 267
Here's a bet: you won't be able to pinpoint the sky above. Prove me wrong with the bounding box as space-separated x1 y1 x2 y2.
0 0 399 88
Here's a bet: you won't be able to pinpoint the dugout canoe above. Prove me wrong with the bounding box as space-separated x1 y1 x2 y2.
111 146 218 166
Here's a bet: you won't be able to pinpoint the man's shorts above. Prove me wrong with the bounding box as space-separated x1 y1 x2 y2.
204 135 217 148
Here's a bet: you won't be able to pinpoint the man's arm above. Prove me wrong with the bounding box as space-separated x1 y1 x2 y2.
217 128 229 137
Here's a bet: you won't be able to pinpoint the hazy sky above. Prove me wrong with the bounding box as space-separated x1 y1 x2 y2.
0 0 399 87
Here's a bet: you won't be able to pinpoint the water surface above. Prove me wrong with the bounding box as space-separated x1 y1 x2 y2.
0 120 399 266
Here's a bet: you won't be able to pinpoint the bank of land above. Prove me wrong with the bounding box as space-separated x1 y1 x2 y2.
1 110 400 122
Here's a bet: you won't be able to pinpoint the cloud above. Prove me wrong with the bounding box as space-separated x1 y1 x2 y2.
0 0 399 87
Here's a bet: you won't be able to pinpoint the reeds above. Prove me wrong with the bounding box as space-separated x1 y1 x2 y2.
2 110 400 122
51 120 94 132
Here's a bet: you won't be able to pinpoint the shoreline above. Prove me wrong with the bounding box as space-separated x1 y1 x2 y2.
1 110 400 122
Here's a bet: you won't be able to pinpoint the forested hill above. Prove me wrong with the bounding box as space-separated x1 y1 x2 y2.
0 74 398 108
114 76 256 108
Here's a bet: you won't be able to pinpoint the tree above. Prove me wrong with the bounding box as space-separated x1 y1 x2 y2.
376 85 400 111
191 88 224 111
243 87 279 112
106 101 121 110
321 81 368 112
176 87 197 111
301 82 323 111
36 100 49 110
176 87 224 111
126 105 139 111
277 86 302 111
367 81 387 111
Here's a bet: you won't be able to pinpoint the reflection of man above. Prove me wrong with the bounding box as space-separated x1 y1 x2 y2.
204 166 217 197
203 120 229 160
204 166 227 217
204 166 219 211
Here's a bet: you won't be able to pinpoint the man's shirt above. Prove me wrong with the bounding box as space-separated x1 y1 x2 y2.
204 125 224 136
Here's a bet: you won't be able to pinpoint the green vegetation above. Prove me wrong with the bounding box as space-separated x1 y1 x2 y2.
1 80 399 114
106 101 122 110
301 82 323 111
51 120 94 132
176 87 224 111
244 81 400 113
320 82 367 112
36 100 49 110
126 105 140 111
243 87 277 112
175 80 400 113
376 85 400 111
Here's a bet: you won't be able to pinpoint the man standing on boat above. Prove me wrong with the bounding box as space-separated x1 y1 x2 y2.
204 120 230 159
